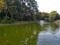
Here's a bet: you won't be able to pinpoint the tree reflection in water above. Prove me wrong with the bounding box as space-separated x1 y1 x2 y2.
37 23 60 45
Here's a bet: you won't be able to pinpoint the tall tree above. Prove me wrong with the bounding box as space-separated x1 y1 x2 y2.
49 11 58 21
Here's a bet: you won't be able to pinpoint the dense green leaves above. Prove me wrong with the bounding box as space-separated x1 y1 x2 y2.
0 0 38 23
48 11 58 21
0 0 60 23
38 11 60 22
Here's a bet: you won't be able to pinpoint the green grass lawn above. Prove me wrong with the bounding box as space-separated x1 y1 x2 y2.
0 23 41 45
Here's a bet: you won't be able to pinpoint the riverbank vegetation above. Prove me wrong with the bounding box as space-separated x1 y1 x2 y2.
0 10 60 23
40 11 60 22
0 0 60 24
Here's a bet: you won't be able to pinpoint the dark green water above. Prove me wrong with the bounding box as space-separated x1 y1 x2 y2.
0 21 60 45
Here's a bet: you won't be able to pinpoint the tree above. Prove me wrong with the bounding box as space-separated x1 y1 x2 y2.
55 13 60 20
6 0 38 21
48 11 58 22
41 12 49 21
0 0 6 11
36 12 42 21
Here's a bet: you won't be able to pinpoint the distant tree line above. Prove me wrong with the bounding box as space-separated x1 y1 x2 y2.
38 11 60 22
0 9 60 23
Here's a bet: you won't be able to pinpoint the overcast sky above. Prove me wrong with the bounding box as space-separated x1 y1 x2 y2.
36 0 60 13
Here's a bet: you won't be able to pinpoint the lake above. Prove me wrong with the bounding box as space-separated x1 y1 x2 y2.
0 21 60 45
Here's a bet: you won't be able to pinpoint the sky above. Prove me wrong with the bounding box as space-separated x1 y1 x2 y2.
35 0 60 14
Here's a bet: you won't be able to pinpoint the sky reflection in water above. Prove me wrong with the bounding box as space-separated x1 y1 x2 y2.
37 22 60 45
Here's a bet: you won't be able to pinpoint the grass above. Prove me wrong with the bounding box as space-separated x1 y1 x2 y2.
0 23 41 45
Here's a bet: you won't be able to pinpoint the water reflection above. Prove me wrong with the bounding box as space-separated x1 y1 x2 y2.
39 20 45 26
37 23 60 45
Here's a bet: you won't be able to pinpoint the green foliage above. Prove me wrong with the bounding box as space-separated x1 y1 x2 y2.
0 0 60 23
1 16 15 23
40 11 60 22
0 0 6 11
48 11 59 22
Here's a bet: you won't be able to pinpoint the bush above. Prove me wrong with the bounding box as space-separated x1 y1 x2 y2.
1 16 15 23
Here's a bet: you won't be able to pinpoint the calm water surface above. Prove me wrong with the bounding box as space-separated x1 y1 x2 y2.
1 21 60 45
37 21 60 45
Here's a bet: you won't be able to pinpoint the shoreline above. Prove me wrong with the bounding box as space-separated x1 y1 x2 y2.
54 20 60 25
0 21 38 25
